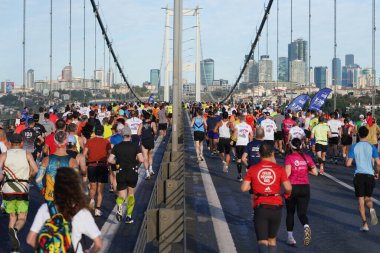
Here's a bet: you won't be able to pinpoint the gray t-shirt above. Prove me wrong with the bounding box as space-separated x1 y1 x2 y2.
273 114 285 131
157 110 167 124
40 119 55 135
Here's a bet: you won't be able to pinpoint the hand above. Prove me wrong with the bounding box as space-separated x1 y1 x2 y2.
375 174 379 180
284 193 291 200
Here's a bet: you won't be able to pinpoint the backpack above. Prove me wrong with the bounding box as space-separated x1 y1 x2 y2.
36 201 75 253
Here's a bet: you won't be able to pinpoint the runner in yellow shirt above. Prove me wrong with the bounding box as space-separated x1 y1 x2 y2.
311 117 331 175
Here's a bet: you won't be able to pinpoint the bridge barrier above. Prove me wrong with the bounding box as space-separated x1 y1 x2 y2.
134 117 186 253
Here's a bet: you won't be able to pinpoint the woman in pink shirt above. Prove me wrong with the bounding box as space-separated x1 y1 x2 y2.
284 138 318 247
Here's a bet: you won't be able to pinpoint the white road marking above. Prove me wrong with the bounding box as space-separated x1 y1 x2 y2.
324 172 380 206
99 138 162 253
186 113 238 253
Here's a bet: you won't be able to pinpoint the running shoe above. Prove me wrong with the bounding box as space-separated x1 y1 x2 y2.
237 175 243 182
8 228 20 251
125 216 134 224
89 199 95 211
287 237 296 246
200 155 205 161
116 205 123 222
319 167 324 175
304 225 312 246
145 171 151 180
94 208 102 217
370 208 378 226
223 164 228 173
149 166 155 176
360 226 369 232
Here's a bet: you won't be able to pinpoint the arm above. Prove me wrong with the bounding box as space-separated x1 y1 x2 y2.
282 180 292 196
83 147 89 159
137 153 144 163
214 122 221 134
87 236 103 253
78 154 88 177
241 180 251 192
309 165 318 176
190 118 195 127
285 164 292 178
242 152 249 167
26 152 38 178
0 153 6 182
108 154 116 164
137 124 142 136
35 157 49 192
26 231 38 248
152 122 157 136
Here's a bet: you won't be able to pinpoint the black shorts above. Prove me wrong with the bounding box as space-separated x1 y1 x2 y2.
131 135 140 145
315 143 328 153
194 131 205 142
142 139 154 150
328 137 339 145
254 206 282 241
116 167 139 191
341 135 353 146
218 138 231 154
87 165 108 183
236 146 245 159
274 131 283 141
354 174 376 197
304 129 311 139
158 123 168 131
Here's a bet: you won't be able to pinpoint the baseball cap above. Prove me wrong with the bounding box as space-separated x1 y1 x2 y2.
359 114 364 119
120 126 132 137
49 108 54 113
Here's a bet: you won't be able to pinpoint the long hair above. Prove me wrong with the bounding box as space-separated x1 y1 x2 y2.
54 167 88 220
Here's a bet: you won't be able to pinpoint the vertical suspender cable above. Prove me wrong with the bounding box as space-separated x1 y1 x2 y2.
333 0 337 111
276 0 279 91
23 0 26 107
372 0 376 113
94 3 97 88
309 0 311 94
104 26 106 90
83 0 86 102
69 0 72 101
290 0 293 99
49 0 53 105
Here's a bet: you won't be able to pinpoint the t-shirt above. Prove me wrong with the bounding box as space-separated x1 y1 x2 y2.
103 124 113 139
30 204 101 253
309 118 319 130
112 141 141 169
206 117 219 132
304 117 311 130
235 122 253 146
157 110 168 124
0 141 7 153
15 125 27 134
40 119 55 135
328 119 343 138
21 127 38 153
33 123 47 137
244 140 263 167
366 124 380 145
289 126 305 140
85 137 111 162
282 118 294 135
49 114 59 124
285 152 315 185
45 133 57 155
312 123 330 145
273 114 285 131
260 119 277 141
126 117 143 135
348 141 379 175
244 160 289 208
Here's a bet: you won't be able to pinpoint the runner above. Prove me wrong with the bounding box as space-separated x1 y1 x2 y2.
234 115 253 182
66 135 88 194
241 143 292 253
157 104 168 142
191 110 207 162
43 119 67 156
206 110 220 155
27 167 103 253
108 127 144 224
327 112 343 164
288 119 305 144
83 125 111 217
284 138 318 246
20 119 41 160
214 112 234 173
366 118 380 149
311 117 331 175
346 126 380 231
273 109 285 154
138 111 157 179
282 113 294 152
126 110 142 146
0 134 38 253
260 112 277 148
341 118 354 161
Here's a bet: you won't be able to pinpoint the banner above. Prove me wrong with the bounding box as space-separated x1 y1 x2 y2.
286 94 310 112
308 88 332 111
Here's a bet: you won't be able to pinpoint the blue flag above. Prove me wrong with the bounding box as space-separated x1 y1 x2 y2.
148 94 155 103
286 94 311 112
308 88 332 111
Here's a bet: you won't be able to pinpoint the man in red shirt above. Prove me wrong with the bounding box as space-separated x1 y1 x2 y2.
83 125 111 217
48 108 59 124
15 118 27 134
283 114 295 150
242 143 292 253
43 119 66 156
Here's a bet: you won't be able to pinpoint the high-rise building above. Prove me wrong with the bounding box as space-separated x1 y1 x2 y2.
278 57 289 82
150 69 160 89
345 54 354 66
27 69 34 89
342 64 361 88
62 66 72 81
242 58 258 84
309 67 314 85
332 57 342 86
314 66 328 89
288 39 308 82
95 69 104 88
290 60 306 85
258 55 272 82
107 68 114 87
200 59 214 87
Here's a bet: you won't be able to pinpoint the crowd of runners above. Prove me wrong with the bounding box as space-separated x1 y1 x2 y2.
189 102 380 253
0 99 379 253
0 102 171 253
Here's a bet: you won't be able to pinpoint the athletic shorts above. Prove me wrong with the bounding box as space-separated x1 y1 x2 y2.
304 130 311 139
116 167 139 191
236 145 245 159
341 135 353 146
3 200 29 214
194 131 205 142
88 164 108 183
354 174 376 197
328 137 339 145
254 206 282 241
315 143 327 153
274 131 283 141
142 139 155 150
131 135 140 145
218 138 231 154
207 131 219 140
158 123 168 131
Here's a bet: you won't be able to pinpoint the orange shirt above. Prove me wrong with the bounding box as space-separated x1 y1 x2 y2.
85 137 111 162
153 108 160 119
15 125 27 134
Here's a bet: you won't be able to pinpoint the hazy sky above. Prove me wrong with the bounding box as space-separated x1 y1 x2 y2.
0 0 378 86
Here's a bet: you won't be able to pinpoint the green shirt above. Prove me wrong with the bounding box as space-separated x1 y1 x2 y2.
309 118 319 130
312 123 330 145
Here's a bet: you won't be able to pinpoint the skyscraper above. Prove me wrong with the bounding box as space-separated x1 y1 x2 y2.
342 64 361 88
62 66 72 82
332 57 342 85
288 39 308 82
150 69 160 89
290 60 306 85
278 57 289 81
200 59 214 87
107 68 114 87
314 66 328 89
345 54 354 66
258 55 272 82
27 69 34 89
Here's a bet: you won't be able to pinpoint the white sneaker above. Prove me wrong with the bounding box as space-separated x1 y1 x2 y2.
89 199 95 211
287 237 297 246
223 164 228 173
370 208 378 225
116 205 123 222
94 208 102 217
145 171 151 180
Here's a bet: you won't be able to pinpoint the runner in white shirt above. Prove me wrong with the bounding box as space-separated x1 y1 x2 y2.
126 110 143 145
327 112 343 164
288 119 306 143
234 115 253 182
260 112 277 146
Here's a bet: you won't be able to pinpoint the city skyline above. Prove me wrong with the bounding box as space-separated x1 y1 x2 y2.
0 0 378 87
